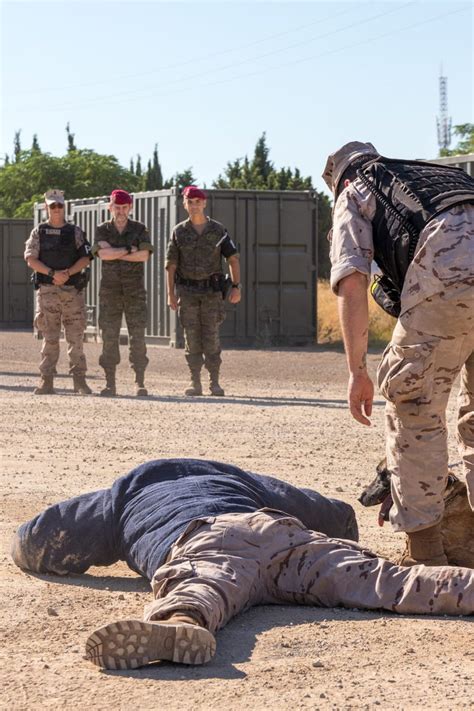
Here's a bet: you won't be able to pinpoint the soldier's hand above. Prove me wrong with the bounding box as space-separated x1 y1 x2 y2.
168 294 178 311
229 287 241 304
53 270 70 286
347 372 374 426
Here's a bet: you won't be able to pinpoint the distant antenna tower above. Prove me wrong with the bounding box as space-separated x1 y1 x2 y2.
436 67 452 151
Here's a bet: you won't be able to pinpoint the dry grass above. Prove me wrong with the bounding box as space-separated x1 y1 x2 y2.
317 279 395 346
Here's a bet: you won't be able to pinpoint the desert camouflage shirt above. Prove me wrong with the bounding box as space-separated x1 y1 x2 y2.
166 217 239 280
329 178 474 316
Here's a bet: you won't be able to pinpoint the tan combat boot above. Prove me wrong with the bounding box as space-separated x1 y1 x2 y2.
85 612 215 670
209 371 224 397
34 376 55 395
185 373 203 396
135 371 148 397
73 375 92 395
399 522 448 566
100 370 116 397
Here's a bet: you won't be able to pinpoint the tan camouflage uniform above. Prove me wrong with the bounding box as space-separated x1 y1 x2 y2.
330 184 474 532
166 218 238 376
24 225 90 377
144 510 474 629
92 219 153 375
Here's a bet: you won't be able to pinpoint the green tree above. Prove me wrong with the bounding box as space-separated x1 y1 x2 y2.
154 145 164 190
66 123 76 152
213 133 313 191
439 123 474 156
129 157 135 174
14 130 22 162
251 132 273 185
164 168 196 189
136 154 142 177
144 144 163 190
31 134 41 152
0 147 139 218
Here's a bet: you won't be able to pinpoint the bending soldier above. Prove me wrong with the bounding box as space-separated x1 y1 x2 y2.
166 186 241 397
323 141 474 566
24 189 93 395
93 189 154 397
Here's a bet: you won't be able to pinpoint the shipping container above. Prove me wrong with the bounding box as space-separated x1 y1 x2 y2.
35 188 319 347
0 219 34 328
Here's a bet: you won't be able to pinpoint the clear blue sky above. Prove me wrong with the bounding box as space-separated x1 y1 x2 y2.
1 0 472 194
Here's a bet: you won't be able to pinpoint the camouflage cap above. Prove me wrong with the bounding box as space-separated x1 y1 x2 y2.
322 141 379 194
44 189 65 205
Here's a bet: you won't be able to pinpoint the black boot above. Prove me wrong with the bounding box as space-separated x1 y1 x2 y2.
100 370 116 397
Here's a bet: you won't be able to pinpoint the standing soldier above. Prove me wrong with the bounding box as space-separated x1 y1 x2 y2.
24 189 93 395
93 189 154 397
166 186 241 396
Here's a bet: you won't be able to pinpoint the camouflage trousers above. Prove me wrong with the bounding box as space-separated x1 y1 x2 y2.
378 294 474 533
177 290 226 373
144 510 474 632
35 285 87 376
98 287 148 373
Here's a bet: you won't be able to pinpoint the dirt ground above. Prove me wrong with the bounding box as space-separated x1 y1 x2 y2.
1 331 473 710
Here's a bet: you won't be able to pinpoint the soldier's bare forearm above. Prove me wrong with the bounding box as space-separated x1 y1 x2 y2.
337 271 370 375
228 256 240 284
26 257 51 275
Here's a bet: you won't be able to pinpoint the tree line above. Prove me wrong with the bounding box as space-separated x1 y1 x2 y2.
2 123 470 277
0 127 315 219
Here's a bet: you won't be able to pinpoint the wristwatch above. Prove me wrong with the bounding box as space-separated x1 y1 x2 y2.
47 268 55 278
231 283 242 289
126 245 132 254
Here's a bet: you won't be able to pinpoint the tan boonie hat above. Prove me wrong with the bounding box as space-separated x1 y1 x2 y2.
44 189 65 205
322 141 379 194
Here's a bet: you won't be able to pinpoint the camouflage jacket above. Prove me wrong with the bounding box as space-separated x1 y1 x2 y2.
93 219 153 288
166 218 238 280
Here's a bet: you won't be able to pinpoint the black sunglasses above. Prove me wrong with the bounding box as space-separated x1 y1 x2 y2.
49 203 64 209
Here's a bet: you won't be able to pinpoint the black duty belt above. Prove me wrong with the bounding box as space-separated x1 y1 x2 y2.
177 275 213 289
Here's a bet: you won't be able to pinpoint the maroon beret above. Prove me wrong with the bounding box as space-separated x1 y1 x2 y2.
182 186 207 200
110 189 133 205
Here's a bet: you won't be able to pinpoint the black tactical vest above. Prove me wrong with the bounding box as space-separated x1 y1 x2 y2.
37 223 81 286
356 157 474 316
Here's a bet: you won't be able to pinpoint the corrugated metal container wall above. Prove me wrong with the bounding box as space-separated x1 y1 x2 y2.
431 153 474 176
35 188 317 347
0 219 34 327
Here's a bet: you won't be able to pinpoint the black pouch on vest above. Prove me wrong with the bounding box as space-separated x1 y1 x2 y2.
370 274 401 318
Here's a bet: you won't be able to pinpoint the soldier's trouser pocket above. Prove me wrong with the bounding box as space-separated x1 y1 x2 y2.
377 339 439 405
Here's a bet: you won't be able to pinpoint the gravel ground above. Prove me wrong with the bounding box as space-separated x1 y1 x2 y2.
1 331 473 710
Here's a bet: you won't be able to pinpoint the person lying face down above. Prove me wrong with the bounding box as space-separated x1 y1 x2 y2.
11 458 474 671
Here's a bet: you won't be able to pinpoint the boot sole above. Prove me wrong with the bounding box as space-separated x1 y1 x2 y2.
85 620 216 669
